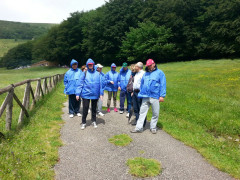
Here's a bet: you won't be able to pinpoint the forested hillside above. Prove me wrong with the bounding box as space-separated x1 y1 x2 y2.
0 20 55 39
2 0 240 68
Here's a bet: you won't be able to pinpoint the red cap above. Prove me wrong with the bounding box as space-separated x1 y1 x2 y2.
146 59 155 66
88 63 94 65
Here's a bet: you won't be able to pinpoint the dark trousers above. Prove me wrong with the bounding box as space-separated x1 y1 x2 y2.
132 91 146 126
120 90 131 112
82 98 98 124
69 94 80 114
107 91 117 108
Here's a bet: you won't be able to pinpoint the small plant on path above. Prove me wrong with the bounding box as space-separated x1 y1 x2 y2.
127 157 162 178
108 134 132 146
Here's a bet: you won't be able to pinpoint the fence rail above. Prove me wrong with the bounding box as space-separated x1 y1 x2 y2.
0 73 65 133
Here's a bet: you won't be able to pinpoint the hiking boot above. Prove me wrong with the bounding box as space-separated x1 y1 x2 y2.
114 108 118 112
77 113 82 117
130 129 143 133
107 108 110 113
98 112 104 116
69 114 74 118
126 113 129 118
150 129 157 134
119 111 124 114
81 124 86 130
92 122 98 128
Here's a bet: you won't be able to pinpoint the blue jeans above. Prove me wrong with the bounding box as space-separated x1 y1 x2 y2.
69 94 80 114
120 90 131 112
132 91 142 120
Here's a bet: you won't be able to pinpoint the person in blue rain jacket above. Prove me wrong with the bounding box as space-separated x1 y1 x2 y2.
75 58 104 130
104 63 119 113
131 59 166 134
64 59 82 118
118 62 132 115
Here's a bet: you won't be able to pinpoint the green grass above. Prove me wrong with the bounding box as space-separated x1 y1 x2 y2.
144 59 240 178
0 39 28 57
0 83 65 179
108 134 132 146
0 67 67 134
127 157 162 178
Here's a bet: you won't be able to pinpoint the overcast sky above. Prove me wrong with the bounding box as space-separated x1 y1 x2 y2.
0 0 107 24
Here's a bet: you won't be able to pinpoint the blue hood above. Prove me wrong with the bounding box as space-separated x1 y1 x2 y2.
86 58 95 71
70 59 78 68
111 63 117 71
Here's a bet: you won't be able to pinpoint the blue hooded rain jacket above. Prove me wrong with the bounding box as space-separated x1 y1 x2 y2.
138 65 166 99
104 63 119 92
64 59 81 95
118 67 131 91
75 59 104 99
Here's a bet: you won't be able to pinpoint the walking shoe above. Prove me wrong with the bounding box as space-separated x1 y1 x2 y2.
131 121 137 126
98 112 104 116
88 109 91 113
114 108 118 112
69 114 74 118
130 129 143 133
77 113 82 117
150 129 157 134
126 113 129 118
81 124 86 130
119 111 123 114
107 108 110 113
92 122 98 128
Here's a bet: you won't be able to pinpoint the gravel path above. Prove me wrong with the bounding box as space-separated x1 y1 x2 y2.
54 95 234 180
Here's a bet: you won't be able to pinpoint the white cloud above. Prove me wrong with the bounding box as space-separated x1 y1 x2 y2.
0 0 107 23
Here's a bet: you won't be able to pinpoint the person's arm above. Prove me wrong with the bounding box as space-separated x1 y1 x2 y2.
63 73 68 87
75 72 85 100
159 71 166 102
100 74 104 96
118 73 121 91
105 72 112 84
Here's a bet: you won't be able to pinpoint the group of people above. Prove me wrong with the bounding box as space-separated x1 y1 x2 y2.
64 58 166 134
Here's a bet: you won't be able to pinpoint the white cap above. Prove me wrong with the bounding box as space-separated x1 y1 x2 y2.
96 63 103 68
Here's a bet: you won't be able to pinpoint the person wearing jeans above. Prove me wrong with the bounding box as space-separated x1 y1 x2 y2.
131 59 166 134
105 63 119 112
96 63 105 116
132 62 146 125
118 62 132 115
76 59 104 130
64 59 82 118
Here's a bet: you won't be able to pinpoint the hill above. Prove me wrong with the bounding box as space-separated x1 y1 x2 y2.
0 20 56 39
0 39 28 57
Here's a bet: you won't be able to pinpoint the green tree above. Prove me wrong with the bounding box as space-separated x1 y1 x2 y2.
120 21 175 62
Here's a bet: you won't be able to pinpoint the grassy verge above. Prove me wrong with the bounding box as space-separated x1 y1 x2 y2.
144 59 240 178
0 83 65 179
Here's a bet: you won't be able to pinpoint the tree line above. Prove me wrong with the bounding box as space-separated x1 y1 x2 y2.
2 0 240 69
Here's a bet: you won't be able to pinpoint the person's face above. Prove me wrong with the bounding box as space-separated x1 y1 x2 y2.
72 63 77 69
97 67 102 72
88 64 93 70
112 67 116 71
123 67 128 71
148 63 155 71
135 65 140 72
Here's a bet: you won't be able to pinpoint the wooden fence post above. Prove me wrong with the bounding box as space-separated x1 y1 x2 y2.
5 87 14 131
18 81 30 124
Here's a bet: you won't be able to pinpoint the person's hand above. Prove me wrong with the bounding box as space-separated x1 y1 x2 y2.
131 92 133 97
118 87 121 91
159 97 164 102
100 95 103 101
110 81 114 84
76 96 80 101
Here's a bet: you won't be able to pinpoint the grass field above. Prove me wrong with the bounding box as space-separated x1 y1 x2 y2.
0 39 28 57
0 67 67 179
146 59 240 178
0 67 67 134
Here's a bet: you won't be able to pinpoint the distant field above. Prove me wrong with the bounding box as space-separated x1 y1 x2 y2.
0 39 28 57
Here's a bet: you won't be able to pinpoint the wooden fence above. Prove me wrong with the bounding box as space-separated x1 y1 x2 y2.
0 73 65 132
